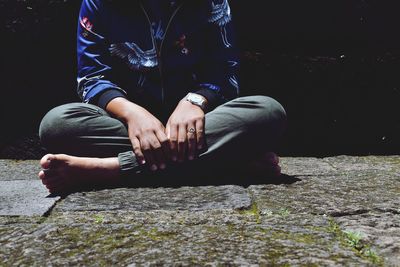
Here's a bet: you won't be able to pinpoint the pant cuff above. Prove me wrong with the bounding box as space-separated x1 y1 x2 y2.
118 151 142 177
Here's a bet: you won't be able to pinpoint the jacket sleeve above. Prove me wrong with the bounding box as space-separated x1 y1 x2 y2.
77 0 127 108
194 0 240 110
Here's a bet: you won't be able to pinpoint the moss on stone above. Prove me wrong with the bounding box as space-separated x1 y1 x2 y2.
327 218 384 266
236 201 261 224
42 224 178 265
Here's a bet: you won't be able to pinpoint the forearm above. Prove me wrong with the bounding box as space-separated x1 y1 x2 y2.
105 97 148 124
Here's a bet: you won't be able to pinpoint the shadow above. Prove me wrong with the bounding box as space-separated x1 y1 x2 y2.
47 171 301 198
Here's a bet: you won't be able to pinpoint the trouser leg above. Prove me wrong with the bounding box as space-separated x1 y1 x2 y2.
202 95 286 160
39 102 141 175
39 95 286 178
39 102 132 156
176 95 287 178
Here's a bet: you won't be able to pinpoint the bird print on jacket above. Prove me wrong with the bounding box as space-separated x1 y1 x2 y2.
209 0 232 48
109 42 158 70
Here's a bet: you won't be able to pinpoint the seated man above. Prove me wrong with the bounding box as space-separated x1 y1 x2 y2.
38 0 287 194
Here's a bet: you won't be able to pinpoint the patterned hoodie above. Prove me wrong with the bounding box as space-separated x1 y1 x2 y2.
77 0 239 119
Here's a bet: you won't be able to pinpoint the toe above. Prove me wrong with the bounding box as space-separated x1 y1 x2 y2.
40 154 56 169
38 170 45 180
263 152 279 165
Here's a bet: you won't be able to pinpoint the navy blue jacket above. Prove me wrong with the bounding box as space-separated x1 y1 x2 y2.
77 0 240 118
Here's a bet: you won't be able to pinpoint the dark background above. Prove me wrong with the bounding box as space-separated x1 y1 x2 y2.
0 0 399 159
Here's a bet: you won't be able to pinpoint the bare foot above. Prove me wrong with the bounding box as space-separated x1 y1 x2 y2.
38 154 121 194
247 152 281 177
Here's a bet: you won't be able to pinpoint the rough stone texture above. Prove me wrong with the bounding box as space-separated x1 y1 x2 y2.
0 160 40 181
278 157 337 176
0 156 399 265
0 160 59 216
251 155 400 266
0 180 59 216
323 155 400 174
335 212 400 267
1 212 373 266
55 186 252 212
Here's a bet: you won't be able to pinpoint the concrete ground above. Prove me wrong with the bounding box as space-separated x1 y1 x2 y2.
0 156 399 266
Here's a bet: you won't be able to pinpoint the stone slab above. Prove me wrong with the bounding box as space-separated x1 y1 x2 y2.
0 180 59 216
323 155 400 173
279 157 337 176
0 156 398 266
0 160 39 181
251 155 400 266
55 185 252 213
1 211 373 266
250 172 399 217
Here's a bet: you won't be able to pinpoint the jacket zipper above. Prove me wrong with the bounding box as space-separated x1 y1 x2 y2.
140 2 183 105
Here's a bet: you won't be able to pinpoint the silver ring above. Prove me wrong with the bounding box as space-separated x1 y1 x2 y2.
188 127 195 133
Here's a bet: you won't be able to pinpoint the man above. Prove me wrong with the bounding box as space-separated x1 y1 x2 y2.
38 0 287 194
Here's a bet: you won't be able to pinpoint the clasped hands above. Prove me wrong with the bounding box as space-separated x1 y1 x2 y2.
127 99 205 172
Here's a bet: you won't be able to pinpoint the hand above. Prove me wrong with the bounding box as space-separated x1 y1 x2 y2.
106 98 169 172
166 98 205 163
126 107 170 171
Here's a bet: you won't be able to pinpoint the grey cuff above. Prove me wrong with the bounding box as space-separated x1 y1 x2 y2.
118 151 142 177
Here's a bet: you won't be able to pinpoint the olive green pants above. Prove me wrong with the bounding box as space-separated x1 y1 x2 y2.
39 95 286 180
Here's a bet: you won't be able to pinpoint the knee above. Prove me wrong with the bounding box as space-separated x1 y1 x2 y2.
257 95 286 123
237 95 287 133
39 104 69 146
39 103 99 147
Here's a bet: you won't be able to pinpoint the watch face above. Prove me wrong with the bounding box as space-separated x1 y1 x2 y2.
187 93 205 109
192 94 202 102
188 93 203 104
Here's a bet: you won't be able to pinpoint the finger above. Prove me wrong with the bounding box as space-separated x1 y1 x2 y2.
195 118 205 151
187 123 197 160
150 134 166 170
131 138 146 165
156 130 170 168
141 139 158 172
177 124 187 163
168 123 179 162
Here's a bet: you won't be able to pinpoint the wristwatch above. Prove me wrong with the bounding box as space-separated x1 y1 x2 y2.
185 92 207 110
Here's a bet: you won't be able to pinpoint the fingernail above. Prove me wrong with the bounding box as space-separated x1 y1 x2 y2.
141 160 146 165
150 165 157 171
160 163 166 170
